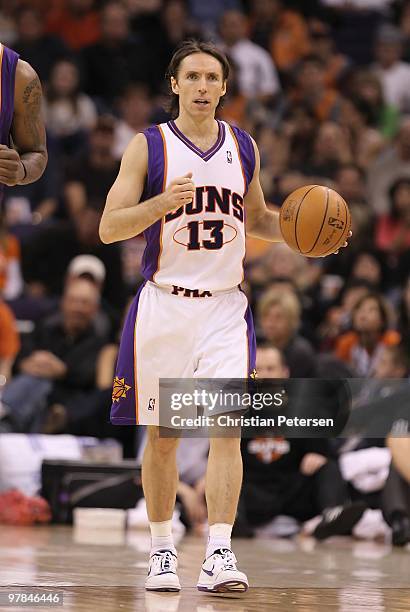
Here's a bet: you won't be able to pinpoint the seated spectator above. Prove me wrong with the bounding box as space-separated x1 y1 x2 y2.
250 0 311 76
335 346 409 544
318 280 378 352
367 116 410 215
0 208 23 302
373 24 410 113
297 121 352 181
46 0 101 51
290 56 343 123
81 1 154 107
218 9 281 101
309 19 350 89
13 6 69 83
64 115 120 217
113 85 152 160
22 208 127 316
236 345 366 539
0 300 20 383
43 58 97 158
398 274 410 353
352 70 400 139
335 292 400 376
375 177 410 255
339 96 386 170
334 164 376 253
282 104 316 171
2 277 109 433
257 287 318 377
158 0 201 64
347 249 387 293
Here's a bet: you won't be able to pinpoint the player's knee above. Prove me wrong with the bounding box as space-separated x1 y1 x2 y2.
146 426 180 456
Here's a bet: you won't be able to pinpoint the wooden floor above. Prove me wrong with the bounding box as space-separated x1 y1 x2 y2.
0 526 409 611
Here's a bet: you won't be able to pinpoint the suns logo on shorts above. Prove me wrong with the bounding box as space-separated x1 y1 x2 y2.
250 368 258 379
112 376 131 402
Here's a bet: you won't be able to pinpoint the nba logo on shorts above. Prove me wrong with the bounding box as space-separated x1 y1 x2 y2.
148 398 156 411
226 150 232 164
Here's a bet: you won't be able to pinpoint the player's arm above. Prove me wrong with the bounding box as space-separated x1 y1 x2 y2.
244 139 284 243
1 60 48 186
99 133 194 244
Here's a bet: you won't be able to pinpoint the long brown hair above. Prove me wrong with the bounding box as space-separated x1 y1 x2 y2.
165 39 230 118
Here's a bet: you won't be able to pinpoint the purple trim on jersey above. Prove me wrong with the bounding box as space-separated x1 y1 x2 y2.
231 126 256 195
244 303 256 376
168 119 225 161
111 282 145 425
141 126 166 281
0 45 19 205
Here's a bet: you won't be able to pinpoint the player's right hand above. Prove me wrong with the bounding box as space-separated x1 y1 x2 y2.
160 172 195 214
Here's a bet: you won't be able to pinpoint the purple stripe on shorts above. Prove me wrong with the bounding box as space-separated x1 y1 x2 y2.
244 303 256 376
141 125 166 281
230 126 256 195
110 282 145 425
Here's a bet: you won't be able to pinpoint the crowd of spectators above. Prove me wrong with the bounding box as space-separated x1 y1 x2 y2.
0 0 409 542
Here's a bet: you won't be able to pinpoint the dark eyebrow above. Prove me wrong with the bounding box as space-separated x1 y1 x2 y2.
185 70 221 78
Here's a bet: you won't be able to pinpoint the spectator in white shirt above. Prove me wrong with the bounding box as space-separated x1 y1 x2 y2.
218 10 280 101
373 24 410 113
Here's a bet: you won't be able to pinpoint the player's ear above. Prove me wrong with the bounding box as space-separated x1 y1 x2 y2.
171 76 179 95
221 80 227 97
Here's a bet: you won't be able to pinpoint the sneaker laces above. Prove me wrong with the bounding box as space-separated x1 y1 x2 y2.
217 548 237 570
151 550 175 573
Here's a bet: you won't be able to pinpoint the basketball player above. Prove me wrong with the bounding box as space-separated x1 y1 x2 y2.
0 43 47 200
100 41 348 594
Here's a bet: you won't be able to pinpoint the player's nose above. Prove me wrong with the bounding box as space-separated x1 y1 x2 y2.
198 76 207 92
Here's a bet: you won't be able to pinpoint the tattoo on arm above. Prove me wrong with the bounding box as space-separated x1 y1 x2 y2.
22 75 43 147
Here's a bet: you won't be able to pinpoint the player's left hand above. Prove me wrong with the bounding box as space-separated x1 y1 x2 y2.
0 145 25 186
333 230 352 255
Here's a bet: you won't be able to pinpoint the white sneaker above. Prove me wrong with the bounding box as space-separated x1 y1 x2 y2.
145 549 181 592
197 548 249 593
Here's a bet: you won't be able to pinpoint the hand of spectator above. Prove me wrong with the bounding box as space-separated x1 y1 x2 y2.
21 351 67 379
300 453 328 476
178 482 207 527
0 145 25 186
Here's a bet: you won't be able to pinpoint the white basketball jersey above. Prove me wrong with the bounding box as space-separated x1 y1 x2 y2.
140 120 256 292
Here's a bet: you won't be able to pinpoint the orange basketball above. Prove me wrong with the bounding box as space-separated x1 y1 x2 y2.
279 185 351 258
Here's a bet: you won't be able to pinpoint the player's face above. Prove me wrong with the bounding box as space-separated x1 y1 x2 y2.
171 53 226 118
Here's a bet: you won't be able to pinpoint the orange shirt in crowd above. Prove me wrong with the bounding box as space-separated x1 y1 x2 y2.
335 330 401 364
270 11 311 72
0 300 20 360
46 6 101 50
0 234 20 293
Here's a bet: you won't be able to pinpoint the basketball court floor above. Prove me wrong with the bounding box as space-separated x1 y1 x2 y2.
0 526 409 611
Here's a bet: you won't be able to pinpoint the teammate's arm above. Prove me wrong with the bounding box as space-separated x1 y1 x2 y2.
1 60 48 186
244 139 284 242
99 133 194 244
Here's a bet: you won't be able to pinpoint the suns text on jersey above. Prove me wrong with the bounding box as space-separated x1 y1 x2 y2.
165 186 244 224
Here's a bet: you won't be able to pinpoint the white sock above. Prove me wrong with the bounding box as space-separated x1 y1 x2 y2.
149 520 176 555
206 523 232 558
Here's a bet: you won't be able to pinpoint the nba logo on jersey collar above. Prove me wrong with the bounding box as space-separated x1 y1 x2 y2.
227 151 232 164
